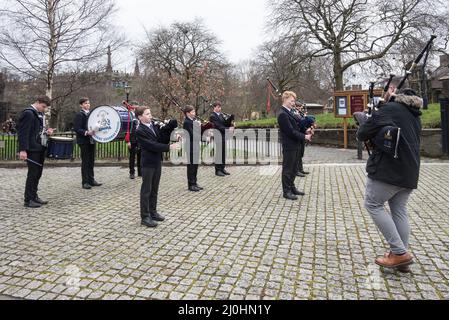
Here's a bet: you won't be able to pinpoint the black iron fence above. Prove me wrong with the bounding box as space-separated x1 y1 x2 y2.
0 129 283 164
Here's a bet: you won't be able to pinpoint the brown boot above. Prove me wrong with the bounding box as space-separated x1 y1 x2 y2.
382 252 412 273
375 252 413 268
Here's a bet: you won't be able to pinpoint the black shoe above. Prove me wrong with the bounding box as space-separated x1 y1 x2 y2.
90 181 102 187
215 171 226 177
222 169 230 175
195 185 204 190
130 174 135 179
141 217 158 228
283 192 298 200
150 212 165 222
188 185 200 192
82 183 92 189
24 200 42 208
34 197 48 205
291 188 305 196
299 170 310 175
296 172 306 177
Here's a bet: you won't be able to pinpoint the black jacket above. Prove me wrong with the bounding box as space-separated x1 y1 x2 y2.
209 112 229 134
136 122 169 168
18 107 45 153
277 107 305 150
73 111 93 145
357 94 422 189
183 117 201 164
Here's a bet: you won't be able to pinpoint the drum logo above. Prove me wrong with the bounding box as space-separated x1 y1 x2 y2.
88 106 123 143
97 111 112 132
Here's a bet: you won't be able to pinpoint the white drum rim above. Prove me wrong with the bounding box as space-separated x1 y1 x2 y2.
49 136 74 141
88 105 126 143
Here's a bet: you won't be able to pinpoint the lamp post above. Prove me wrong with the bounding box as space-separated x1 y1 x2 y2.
124 85 132 103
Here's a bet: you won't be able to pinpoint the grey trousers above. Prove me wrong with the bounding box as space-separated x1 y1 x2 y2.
364 178 413 255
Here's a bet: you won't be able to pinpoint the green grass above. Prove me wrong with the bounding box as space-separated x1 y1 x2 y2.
421 103 441 128
236 103 441 129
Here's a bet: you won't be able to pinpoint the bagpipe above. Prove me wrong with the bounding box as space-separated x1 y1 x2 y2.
195 114 214 134
294 100 316 131
353 34 436 159
353 81 401 158
165 94 215 135
201 95 235 128
123 100 178 145
221 112 235 128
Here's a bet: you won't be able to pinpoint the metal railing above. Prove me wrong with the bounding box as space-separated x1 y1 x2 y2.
0 129 283 164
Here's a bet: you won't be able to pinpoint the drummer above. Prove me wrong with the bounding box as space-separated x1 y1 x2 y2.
17 95 54 208
73 97 102 190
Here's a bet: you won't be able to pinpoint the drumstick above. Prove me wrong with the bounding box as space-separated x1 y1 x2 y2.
25 158 43 167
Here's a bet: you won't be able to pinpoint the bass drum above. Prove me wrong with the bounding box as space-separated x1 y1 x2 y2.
87 105 135 143
46 136 75 159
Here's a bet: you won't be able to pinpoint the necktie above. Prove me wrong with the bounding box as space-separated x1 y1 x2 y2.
149 123 156 135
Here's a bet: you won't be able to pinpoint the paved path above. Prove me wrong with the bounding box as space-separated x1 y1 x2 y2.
0 146 448 300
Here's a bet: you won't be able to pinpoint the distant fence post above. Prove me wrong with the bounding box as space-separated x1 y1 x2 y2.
441 98 449 155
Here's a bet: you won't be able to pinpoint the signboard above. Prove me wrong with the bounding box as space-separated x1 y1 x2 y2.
333 89 383 149
350 95 365 114
333 89 383 118
336 96 348 117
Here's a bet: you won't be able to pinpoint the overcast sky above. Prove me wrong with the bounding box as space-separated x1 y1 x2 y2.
114 0 270 70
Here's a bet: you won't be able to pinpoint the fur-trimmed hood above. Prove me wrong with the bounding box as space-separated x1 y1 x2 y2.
391 93 423 109
390 93 423 117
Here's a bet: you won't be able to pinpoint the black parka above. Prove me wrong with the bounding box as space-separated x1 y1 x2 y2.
357 94 422 189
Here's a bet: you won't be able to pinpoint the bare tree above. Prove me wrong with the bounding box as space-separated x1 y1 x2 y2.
254 37 333 111
269 0 448 90
0 0 123 126
139 19 230 117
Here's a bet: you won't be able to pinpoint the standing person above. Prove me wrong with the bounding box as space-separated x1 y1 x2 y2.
135 106 178 228
73 97 102 190
209 101 233 176
277 91 311 200
183 105 203 192
293 102 310 178
126 108 141 179
17 95 54 208
357 88 422 272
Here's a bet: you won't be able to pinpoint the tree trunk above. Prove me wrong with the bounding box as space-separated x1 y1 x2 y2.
333 51 344 91
46 0 57 128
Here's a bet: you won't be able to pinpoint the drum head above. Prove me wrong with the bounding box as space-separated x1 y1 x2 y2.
88 106 123 143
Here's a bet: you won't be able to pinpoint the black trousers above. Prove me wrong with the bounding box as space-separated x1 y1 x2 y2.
140 165 162 219
214 139 226 172
129 143 141 175
282 148 300 194
79 144 96 185
297 140 305 172
24 151 46 203
187 164 199 187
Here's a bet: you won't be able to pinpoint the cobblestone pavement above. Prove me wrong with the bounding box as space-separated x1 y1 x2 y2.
0 146 448 300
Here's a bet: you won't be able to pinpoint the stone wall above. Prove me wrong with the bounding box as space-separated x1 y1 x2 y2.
310 128 446 158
